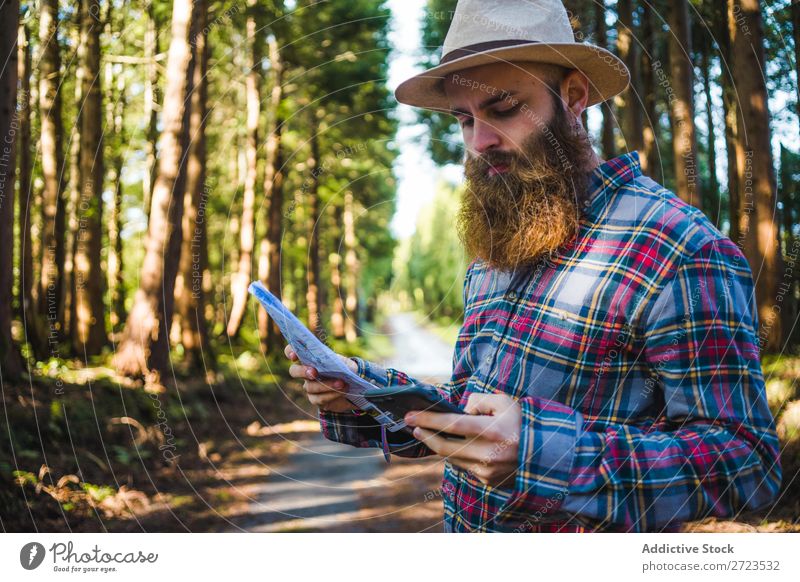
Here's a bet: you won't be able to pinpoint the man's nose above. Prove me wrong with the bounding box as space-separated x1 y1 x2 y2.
469 118 501 156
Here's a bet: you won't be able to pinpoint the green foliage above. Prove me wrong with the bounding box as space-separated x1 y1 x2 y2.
392 180 468 320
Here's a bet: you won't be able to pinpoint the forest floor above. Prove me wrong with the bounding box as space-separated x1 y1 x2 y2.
2 315 800 532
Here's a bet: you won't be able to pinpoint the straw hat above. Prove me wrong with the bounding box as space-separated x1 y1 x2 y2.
395 0 630 112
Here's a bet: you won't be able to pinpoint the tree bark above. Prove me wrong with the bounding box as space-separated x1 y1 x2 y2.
640 2 662 181
105 57 127 333
143 0 160 217
175 0 214 371
701 43 721 228
71 0 107 355
306 124 323 337
343 190 359 342
227 2 261 338
17 20 44 358
595 0 615 159
258 36 286 355
38 0 68 344
616 0 644 155
791 0 800 126
0 0 22 379
667 0 702 209
728 0 782 352
114 0 195 381
712 3 740 241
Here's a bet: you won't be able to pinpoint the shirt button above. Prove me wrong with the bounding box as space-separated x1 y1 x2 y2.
507 290 518 300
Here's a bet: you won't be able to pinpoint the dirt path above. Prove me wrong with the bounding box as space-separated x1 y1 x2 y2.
229 313 453 532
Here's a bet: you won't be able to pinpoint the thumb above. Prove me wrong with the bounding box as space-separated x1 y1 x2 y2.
464 392 509 416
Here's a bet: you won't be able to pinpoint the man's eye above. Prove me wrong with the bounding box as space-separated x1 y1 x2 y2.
457 116 473 127
493 105 519 117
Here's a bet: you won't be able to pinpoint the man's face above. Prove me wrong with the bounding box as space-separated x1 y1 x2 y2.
443 61 598 271
444 61 562 163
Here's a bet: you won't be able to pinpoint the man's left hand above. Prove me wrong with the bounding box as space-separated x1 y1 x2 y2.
405 393 522 488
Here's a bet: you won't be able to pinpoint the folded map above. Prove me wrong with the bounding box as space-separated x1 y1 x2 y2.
248 281 408 432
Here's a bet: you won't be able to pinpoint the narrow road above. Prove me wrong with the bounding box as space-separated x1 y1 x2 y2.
230 313 454 532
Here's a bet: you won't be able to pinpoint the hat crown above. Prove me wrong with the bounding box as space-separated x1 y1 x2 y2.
442 0 574 58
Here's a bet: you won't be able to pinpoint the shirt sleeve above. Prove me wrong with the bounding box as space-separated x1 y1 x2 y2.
494 237 782 531
317 356 435 458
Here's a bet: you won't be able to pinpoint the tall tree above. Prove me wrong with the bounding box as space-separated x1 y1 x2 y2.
728 0 782 352
306 124 323 336
71 0 107 355
342 190 359 342
667 0 702 208
0 0 21 379
38 0 68 341
105 11 127 333
712 2 740 242
595 0 616 160
258 32 286 355
143 0 160 215
114 0 195 381
175 0 214 370
227 0 262 337
17 18 43 357
700 35 721 227
792 0 800 126
616 0 644 156
640 1 662 181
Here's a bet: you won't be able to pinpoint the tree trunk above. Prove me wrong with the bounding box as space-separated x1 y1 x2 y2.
306 125 323 337
595 0 616 159
728 0 782 352
616 0 644 155
714 3 740 240
343 190 359 343
175 0 214 371
114 0 195 382
38 0 68 344
667 0 702 209
640 2 661 181
65 2 84 342
143 0 160 217
701 44 721 228
227 2 261 338
258 36 286 355
106 57 127 333
17 20 44 358
329 245 345 339
71 0 107 355
0 0 22 379
792 0 800 127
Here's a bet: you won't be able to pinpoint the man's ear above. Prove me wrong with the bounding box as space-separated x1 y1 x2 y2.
560 69 590 121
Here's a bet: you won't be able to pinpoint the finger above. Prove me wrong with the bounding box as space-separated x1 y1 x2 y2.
412 427 493 461
463 392 511 416
310 391 343 406
405 411 493 439
316 376 347 390
289 363 319 380
304 380 346 395
284 344 297 360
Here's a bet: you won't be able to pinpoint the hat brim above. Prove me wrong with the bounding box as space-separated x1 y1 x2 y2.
395 42 630 113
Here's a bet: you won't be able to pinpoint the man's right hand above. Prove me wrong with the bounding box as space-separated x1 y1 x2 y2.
284 344 362 414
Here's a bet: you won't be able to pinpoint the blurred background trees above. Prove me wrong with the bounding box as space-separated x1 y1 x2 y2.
3 0 800 534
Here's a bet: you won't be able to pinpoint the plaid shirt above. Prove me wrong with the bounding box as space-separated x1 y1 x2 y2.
319 151 781 532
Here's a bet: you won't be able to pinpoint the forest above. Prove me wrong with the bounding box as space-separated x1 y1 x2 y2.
1 0 800 532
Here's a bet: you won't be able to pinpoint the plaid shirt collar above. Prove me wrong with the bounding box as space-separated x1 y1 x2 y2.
585 150 642 214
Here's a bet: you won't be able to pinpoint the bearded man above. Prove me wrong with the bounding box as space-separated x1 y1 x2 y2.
285 0 781 532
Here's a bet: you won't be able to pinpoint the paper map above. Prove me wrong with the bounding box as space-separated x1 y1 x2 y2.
248 281 408 432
